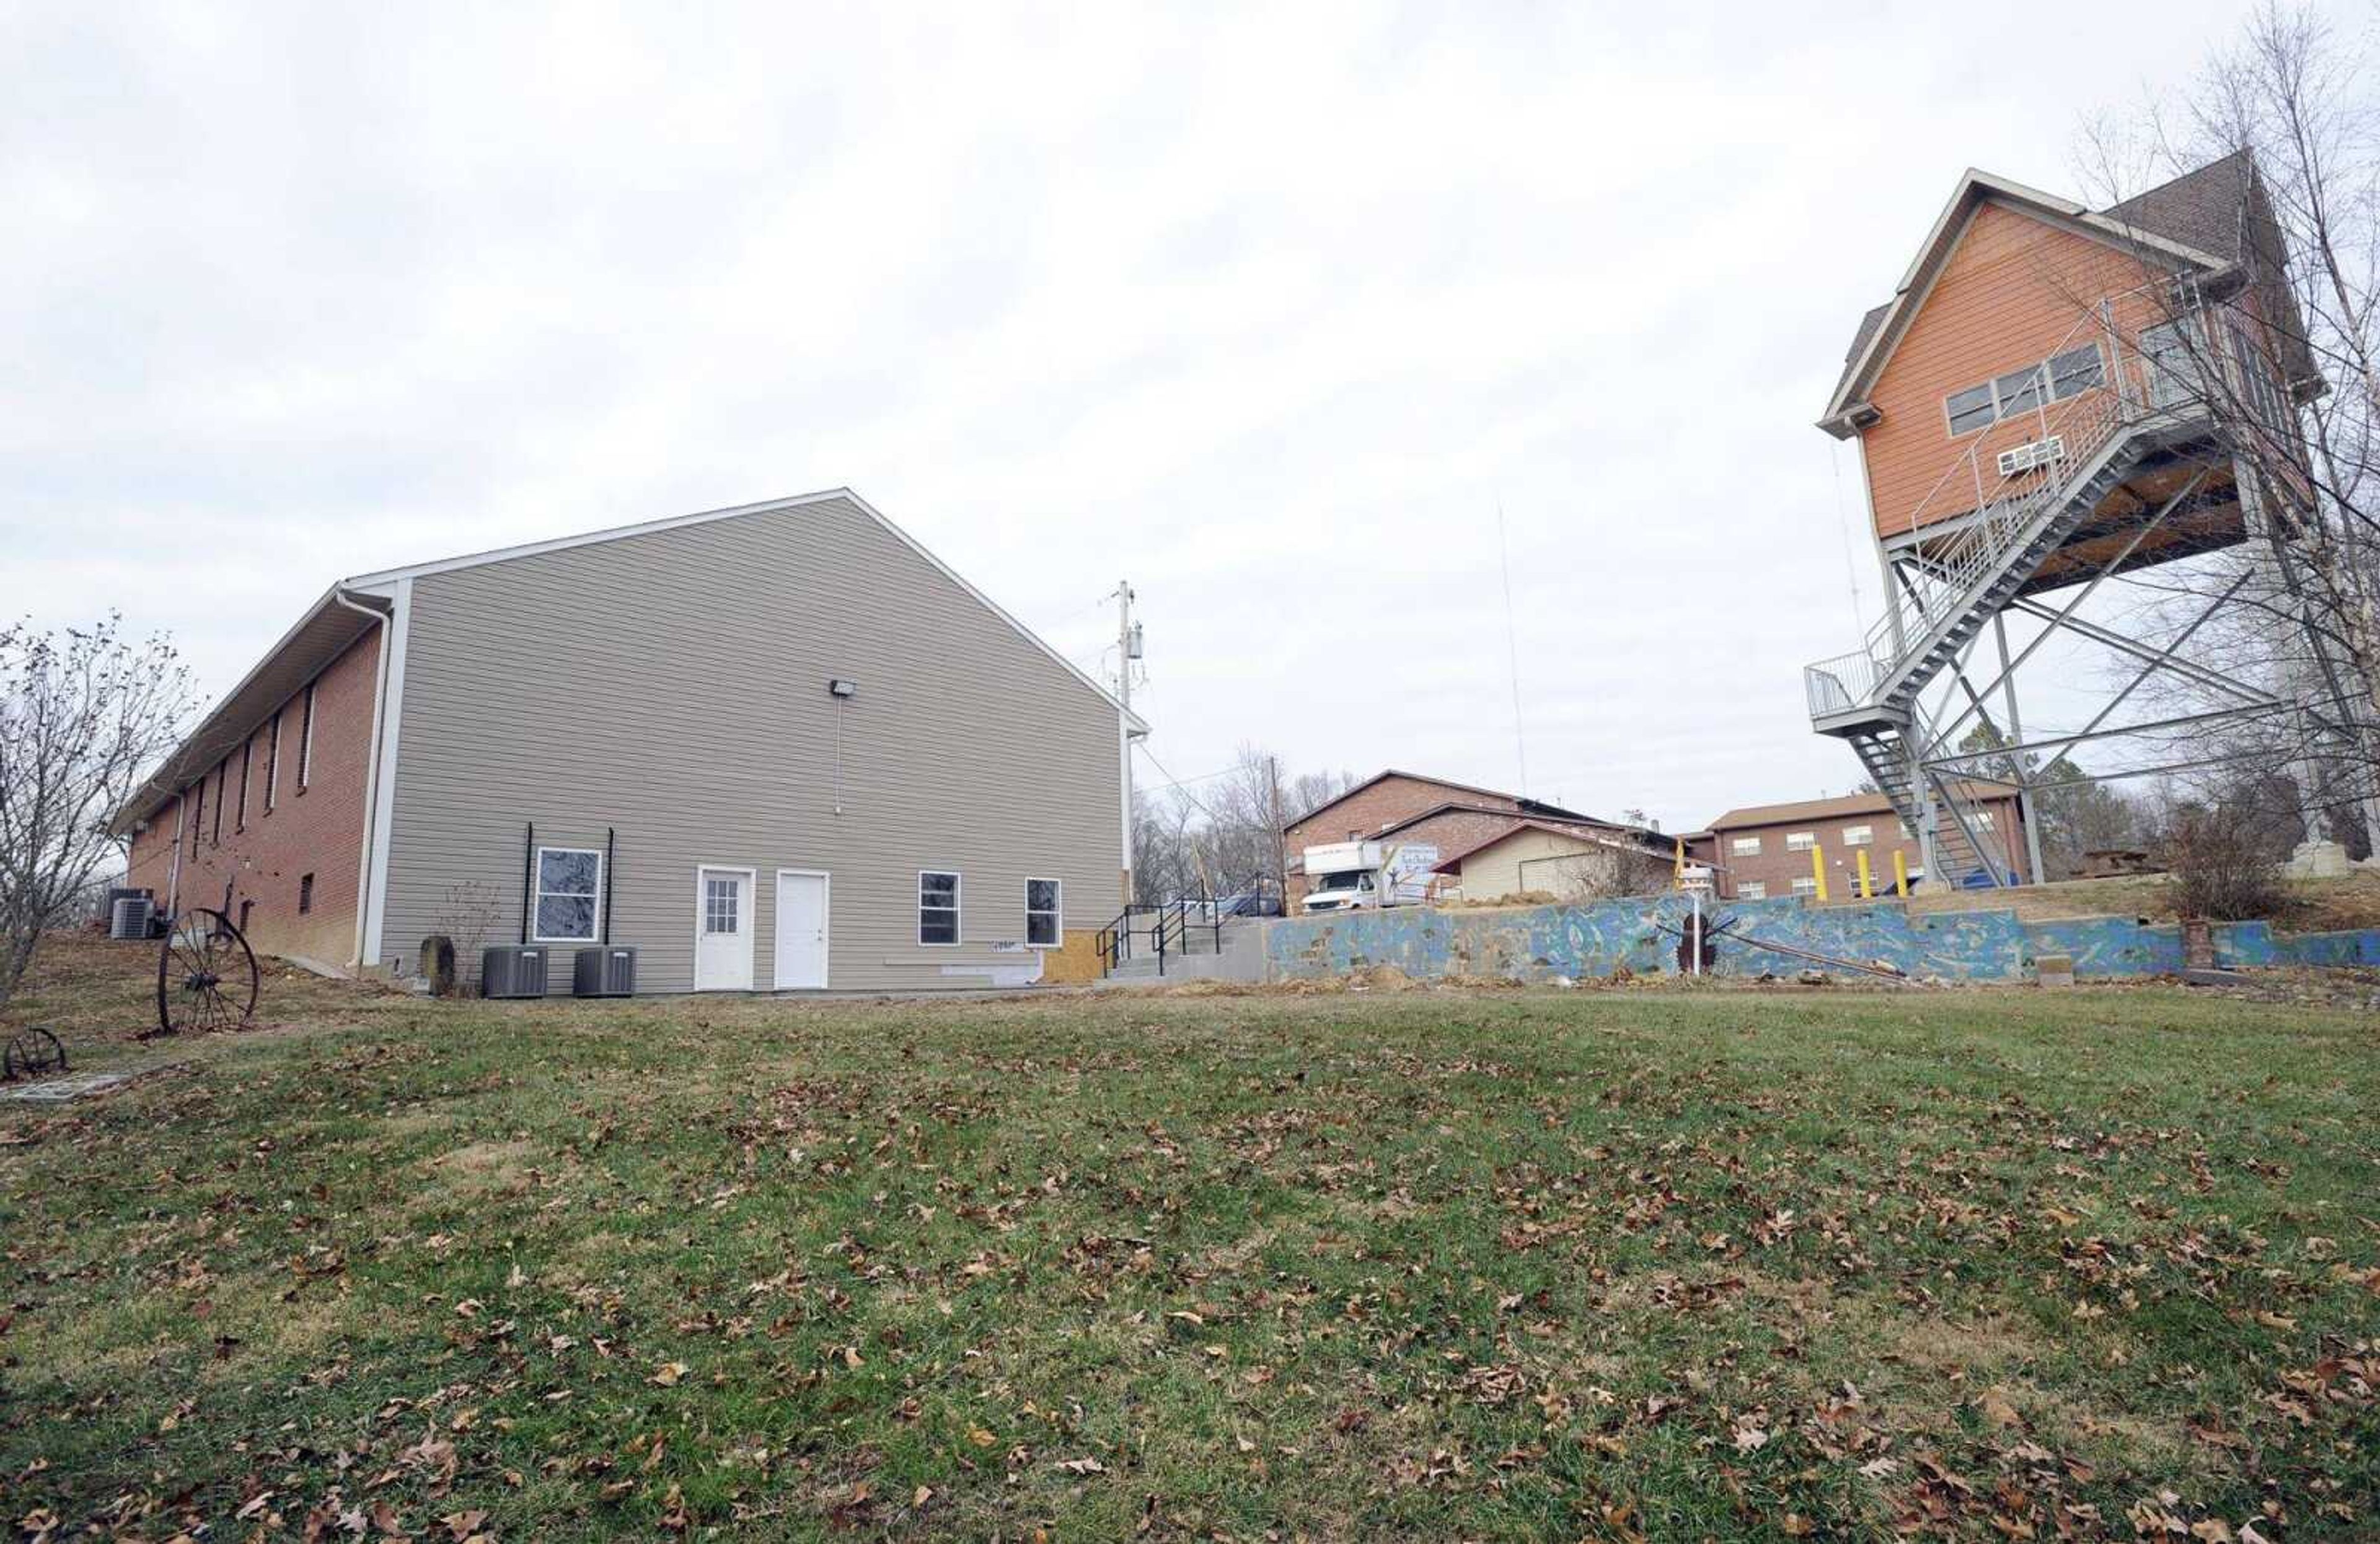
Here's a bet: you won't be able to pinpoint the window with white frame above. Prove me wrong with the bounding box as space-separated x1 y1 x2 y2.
1785 831 1816 852
919 870 960 945
1737 880 1768 900
1791 876 1818 896
296 682 317 791
1842 824 1874 847
1973 809 1996 828
1025 877 1060 946
1944 343 2107 436
702 874 738 935
532 847 604 942
1730 836 1762 856
263 711 281 813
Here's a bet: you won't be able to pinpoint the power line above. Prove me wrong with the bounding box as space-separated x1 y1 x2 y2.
1135 760 1240 793
1134 741 1231 824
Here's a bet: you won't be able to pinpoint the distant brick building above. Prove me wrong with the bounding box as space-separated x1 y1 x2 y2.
1282 770 1667 912
1702 784 2031 901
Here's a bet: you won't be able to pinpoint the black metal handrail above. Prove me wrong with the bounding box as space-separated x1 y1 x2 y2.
1096 896 1228 977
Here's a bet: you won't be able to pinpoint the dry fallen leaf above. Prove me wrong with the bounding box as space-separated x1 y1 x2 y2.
649 1361 689 1387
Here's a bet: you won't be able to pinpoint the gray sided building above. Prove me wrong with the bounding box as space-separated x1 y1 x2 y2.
117 490 1138 993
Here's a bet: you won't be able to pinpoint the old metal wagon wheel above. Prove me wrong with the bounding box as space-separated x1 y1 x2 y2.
3 1027 67 1081
154 909 259 1038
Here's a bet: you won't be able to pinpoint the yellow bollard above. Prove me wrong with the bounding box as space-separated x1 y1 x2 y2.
1892 849 1909 898
1856 847 1873 899
1810 842 1829 902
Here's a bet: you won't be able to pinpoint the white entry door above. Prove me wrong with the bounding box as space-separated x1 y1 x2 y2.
774 870 830 989
694 867 754 990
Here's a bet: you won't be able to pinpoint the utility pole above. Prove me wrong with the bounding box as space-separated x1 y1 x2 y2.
1114 581 1139 907
1268 753 1285 912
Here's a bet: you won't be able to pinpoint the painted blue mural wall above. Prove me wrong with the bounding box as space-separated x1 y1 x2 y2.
1264 894 2380 984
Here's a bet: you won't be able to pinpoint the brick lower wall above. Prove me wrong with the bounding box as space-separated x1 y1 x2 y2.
124 630 382 971
1711 796 2030 899
1284 778 1525 912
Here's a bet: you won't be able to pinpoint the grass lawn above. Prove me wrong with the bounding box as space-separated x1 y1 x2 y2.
2 937 2376 1541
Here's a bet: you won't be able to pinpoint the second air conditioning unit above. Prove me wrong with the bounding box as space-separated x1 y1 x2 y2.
572 946 637 997
1996 435 2066 477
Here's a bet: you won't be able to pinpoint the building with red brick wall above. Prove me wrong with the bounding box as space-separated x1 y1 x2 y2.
1282 770 1668 912
125 630 381 973
112 488 1140 994
1702 784 2030 901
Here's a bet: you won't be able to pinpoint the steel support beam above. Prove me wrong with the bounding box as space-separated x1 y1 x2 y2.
1922 465 2210 757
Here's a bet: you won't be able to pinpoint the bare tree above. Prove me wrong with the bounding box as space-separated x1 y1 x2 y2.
0 615 192 1005
1131 748 1354 906
2068 4 2380 853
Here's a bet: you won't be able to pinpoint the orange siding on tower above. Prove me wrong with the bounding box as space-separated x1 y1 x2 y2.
1861 201 2151 541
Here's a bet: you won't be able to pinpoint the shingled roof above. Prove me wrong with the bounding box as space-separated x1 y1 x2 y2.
1819 152 2313 434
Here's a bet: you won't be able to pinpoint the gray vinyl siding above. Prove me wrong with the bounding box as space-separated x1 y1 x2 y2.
376 495 1125 992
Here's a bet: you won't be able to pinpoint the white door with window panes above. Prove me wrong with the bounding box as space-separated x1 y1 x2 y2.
694 867 754 990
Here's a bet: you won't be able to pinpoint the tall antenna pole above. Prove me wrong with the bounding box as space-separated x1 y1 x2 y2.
1497 501 1529 794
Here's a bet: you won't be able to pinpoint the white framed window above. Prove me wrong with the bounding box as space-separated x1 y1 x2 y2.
702 873 738 935
1791 876 1818 896
1945 382 1996 436
1737 880 1768 900
1730 836 1762 856
2047 343 2104 400
1944 344 2107 437
532 846 604 942
297 682 317 791
1973 809 1996 828
1785 831 1816 853
1025 877 1060 947
263 711 280 813
1842 824 1874 847
919 870 960 946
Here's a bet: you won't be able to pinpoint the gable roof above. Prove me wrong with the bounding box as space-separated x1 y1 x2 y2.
110 487 1143 833
1430 818 1673 874
1818 161 2237 438
1282 769 1574 832
342 487 1144 730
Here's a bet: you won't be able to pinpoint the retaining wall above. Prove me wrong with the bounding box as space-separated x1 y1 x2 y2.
1263 894 2380 984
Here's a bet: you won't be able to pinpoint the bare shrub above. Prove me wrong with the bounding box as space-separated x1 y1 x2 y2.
430 879 506 993
2160 796 2291 919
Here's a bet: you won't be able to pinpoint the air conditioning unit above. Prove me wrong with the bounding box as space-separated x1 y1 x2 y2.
110 895 154 941
1996 435 2066 477
481 945 548 999
572 946 637 997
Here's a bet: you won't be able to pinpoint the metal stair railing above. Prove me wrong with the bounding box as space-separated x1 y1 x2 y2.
1804 281 2188 723
1096 898 1228 977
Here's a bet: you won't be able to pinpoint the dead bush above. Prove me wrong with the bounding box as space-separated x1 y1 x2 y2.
2160 798 2289 920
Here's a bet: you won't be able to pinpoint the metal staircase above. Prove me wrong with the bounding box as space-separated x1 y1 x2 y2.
1804 291 2204 887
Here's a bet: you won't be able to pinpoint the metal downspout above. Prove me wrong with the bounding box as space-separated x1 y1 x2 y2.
330 588 394 974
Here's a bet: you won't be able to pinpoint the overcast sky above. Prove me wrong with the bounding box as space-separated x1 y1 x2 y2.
2 1 2320 831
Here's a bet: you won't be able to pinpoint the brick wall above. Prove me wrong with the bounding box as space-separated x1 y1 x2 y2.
124 630 382 971
1283 776 1525 911
1710 794 2029 900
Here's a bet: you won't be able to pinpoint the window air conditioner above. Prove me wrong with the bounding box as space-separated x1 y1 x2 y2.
1995 435 2066 477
